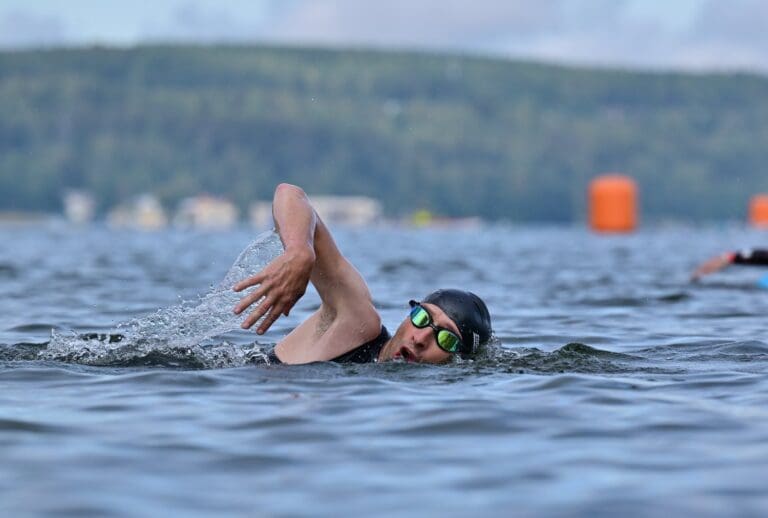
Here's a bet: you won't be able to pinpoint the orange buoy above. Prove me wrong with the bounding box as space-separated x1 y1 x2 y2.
588 174 638 233
749 195 768 228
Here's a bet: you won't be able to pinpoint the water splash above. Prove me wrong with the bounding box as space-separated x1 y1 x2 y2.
40 230 284 367
121 228 284 347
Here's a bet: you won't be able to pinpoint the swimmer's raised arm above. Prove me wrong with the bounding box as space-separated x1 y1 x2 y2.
234 183 317 333
691 249 768 281
690 252 734 281
233 184 378 352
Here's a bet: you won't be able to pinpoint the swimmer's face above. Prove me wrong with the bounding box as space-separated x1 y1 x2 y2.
379 302 460 364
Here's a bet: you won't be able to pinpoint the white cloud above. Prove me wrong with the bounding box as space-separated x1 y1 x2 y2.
0 9 66 48
261 0 567 50
258 0 768 72
677 0 768 70
0 0 767 73
141 1 256 43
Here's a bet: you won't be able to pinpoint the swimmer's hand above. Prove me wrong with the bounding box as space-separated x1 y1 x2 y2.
690 252 734 282
233 245 315 334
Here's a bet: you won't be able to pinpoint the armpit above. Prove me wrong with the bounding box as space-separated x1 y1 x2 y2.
314 306 336 339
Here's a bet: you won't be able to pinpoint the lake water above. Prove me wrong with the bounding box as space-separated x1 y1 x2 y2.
1 222 767 516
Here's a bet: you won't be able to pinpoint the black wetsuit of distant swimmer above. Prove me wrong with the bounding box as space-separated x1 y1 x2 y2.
266 326 390 365
731 249 768 266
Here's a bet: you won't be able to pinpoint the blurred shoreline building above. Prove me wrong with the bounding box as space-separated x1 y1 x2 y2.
249 201 273 230
62 190 95 224
174 195 239 230
108 194 168 230
311 196 383 226
249 195 383 229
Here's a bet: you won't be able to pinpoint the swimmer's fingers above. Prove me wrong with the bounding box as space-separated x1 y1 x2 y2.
233 271 267 292
256 305 283 335
233 283 269 315
240 297 285 334
241 294 274 331
254 291 302 334
690 267 707 282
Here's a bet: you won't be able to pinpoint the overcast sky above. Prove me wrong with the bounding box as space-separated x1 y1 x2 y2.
1 0 766 73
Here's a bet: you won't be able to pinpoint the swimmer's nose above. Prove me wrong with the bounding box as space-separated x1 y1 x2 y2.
412 326 432 350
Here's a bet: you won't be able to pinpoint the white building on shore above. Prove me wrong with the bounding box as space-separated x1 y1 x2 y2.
62 190 95 224
174 195 239 229
250 195 382 229
310 196 383 226
108 194 168 230
249 201 273 230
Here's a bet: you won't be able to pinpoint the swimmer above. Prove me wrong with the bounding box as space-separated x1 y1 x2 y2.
691 248 768 281
233 183 492 364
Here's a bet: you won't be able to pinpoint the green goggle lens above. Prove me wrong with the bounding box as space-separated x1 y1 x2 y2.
410 306 430 327
436 329 460 353
409 305 461 353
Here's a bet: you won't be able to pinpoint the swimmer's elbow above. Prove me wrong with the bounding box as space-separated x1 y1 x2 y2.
275 183 307 200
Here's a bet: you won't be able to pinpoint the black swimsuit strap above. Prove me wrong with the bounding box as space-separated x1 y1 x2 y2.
330 326 390 364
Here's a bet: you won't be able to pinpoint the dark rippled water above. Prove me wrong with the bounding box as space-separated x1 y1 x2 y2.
2 223 768 516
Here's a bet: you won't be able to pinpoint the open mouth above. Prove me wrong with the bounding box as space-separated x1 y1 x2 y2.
397 346 416 363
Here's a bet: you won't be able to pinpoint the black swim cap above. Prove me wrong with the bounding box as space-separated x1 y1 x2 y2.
422 289 492 356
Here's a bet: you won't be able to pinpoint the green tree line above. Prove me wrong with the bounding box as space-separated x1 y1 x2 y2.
1 44 768 221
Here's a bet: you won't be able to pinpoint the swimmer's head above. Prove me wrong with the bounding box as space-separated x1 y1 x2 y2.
379 288 492 364
422 289 492 357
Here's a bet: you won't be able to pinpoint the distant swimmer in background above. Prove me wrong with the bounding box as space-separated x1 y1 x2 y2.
691 249 768 281
232 183 492 365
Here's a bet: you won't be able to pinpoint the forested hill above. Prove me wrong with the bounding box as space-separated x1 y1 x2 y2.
2 45 768 221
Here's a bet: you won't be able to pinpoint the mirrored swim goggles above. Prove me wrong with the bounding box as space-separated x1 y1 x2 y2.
408 300 462 354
